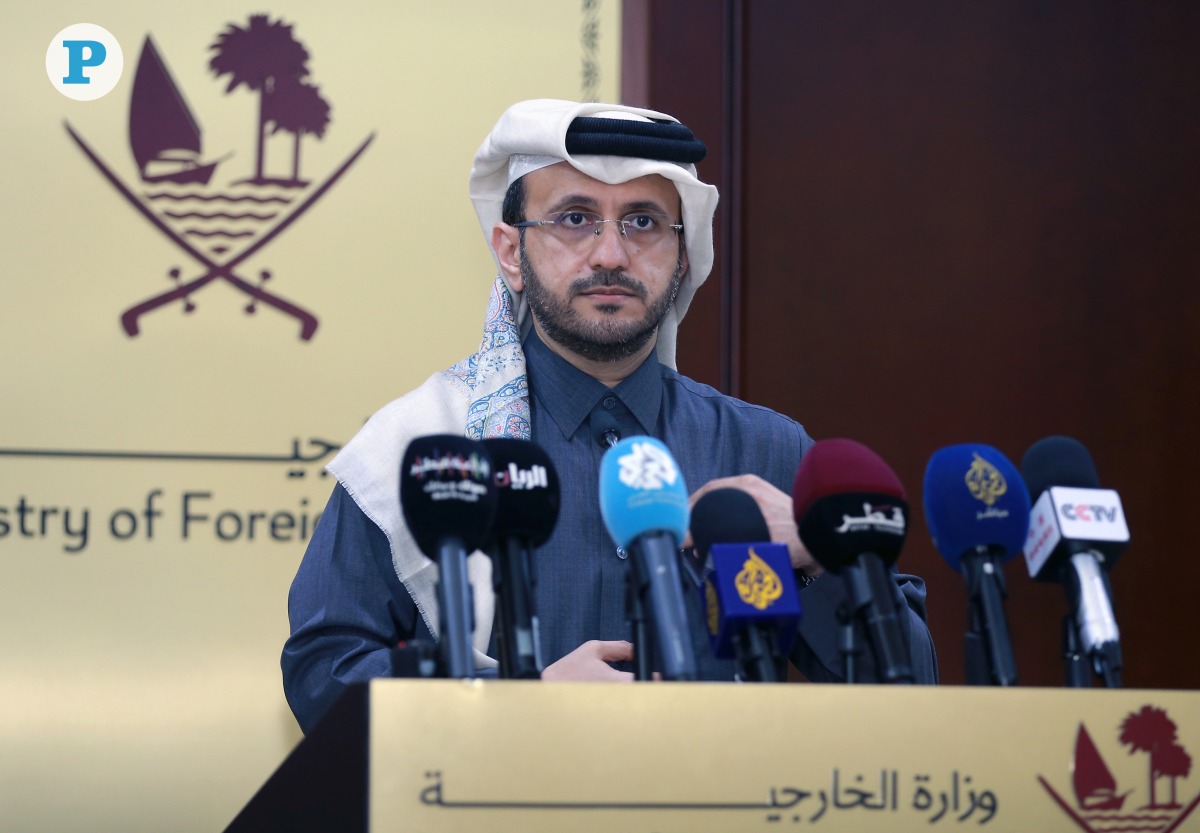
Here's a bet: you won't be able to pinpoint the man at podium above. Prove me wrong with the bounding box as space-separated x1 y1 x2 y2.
281 99 937 733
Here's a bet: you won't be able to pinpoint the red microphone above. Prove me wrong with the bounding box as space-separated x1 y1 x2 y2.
793 439 914 683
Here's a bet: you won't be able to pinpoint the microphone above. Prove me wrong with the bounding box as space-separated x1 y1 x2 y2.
589 408 621 449
1021 436 1129 687
481 438 560 679
400 434 497 679
924 444 1029 686
792 438 914 684
598 436 698 681
693 488 802 683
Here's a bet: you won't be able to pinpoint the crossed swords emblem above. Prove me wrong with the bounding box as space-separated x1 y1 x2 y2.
64 122 373 341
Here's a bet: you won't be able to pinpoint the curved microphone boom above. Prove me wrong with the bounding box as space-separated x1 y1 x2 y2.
400 435 498 679
1021 436 1128 688
792 438 914 684
599 436 697 681
693 488 802 683
924 444 1029 686
482 438 560 679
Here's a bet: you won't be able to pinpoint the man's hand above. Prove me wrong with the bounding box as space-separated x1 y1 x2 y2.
687 474 823 577
541 640 636 681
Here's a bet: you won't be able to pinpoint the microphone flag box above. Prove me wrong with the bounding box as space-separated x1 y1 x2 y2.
1024 487 1129 577
703 542 802 659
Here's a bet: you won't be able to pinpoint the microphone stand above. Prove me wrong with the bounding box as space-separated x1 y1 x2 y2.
843 557 914 684
1062 616 1090 688
837 601 860 684
625 563 654 681
1063 555 1123 689
491 537 542 679
435 537 476 680
734 625 781 683
962 548 1018 686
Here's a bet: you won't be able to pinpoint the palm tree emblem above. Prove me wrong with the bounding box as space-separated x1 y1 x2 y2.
209 15 327 185
1120 706 1194 809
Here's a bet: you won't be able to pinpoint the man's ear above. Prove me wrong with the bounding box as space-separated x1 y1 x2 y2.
492 224 524 292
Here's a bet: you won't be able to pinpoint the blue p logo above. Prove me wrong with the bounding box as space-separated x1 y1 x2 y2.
47 24 124 100
61 40 107 85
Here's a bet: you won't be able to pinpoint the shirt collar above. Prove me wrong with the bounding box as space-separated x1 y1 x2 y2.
523 328 663 440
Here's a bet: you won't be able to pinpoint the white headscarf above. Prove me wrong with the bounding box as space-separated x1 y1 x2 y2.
468 99 720 369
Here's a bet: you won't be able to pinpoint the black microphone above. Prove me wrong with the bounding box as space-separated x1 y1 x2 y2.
692 488 802 683
481 438 560 680
589 408 622 449
400 435 497 679
1021 436 1129 688
792 439 914 684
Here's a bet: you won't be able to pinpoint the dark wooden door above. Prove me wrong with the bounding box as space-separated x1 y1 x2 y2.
625 0 1200 688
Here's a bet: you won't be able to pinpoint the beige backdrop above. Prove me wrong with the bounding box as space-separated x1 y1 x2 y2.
0 3 619 831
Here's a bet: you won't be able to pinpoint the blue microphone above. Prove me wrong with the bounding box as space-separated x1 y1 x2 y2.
924 443 1029 686
599 436 696 681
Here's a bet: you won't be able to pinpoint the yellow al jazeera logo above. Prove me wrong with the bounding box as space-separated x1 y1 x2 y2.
965 452 1007 506
735 548 784 610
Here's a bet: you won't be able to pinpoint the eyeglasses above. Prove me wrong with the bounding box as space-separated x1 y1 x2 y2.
514 210 683 250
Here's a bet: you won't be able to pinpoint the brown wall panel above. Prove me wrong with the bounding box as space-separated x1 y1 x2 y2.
624 0 732 389
631 0 1200 688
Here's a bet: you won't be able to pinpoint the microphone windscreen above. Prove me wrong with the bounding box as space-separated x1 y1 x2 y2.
1021 435 1101 497
691 488 771 556
400 434 497 557
598 436 689 548
482 438 561 546
923 443 1030 570
792 439 909 571
705 542 802 660
792 439 906 517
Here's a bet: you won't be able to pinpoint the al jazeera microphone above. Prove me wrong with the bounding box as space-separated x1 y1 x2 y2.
924 444 1029 686
693 488 802 683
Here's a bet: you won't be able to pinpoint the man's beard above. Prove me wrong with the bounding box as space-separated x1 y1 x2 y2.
520 239 684 363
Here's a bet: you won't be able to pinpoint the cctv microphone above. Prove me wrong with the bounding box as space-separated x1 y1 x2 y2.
924 444 1029 686
1021 436 1128 688
792 438 914 684
693 488 802 683
481 438 560 680
599 436 698 681
400 434 497 679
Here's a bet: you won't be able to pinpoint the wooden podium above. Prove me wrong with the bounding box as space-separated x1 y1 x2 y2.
225 680 1200 832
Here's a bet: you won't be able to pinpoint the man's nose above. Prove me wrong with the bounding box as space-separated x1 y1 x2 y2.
588 220 632 271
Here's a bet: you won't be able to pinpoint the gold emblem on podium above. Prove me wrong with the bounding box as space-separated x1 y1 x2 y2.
965 452 1007 506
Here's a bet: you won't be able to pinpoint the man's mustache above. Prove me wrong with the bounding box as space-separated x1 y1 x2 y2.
568 271 648 300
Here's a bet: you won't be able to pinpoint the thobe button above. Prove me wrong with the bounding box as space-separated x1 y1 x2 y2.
603 396 617 409
615 546 629 560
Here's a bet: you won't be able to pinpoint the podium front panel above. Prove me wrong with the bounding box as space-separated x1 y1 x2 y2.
367 680 1200 832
